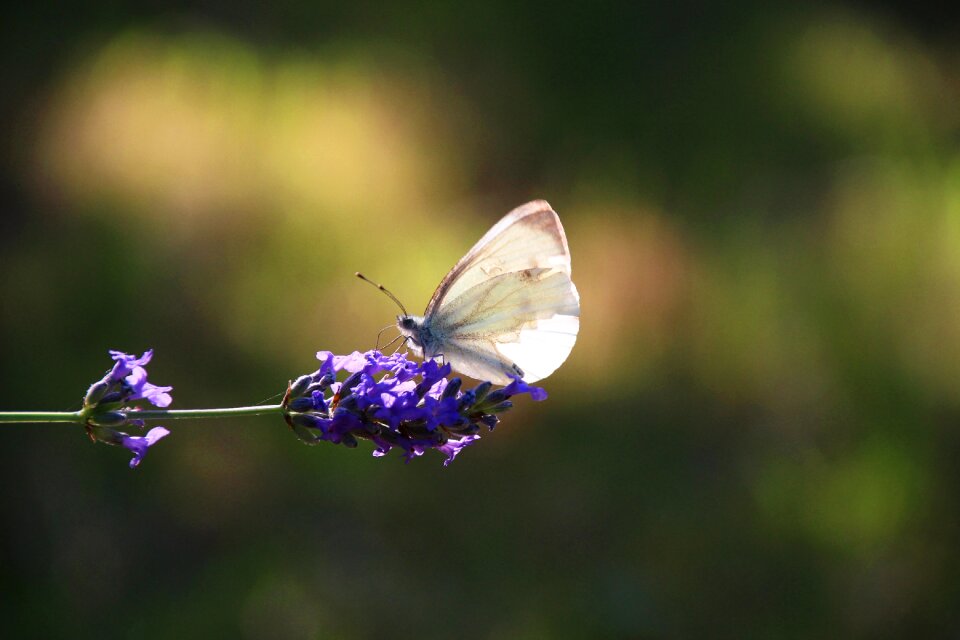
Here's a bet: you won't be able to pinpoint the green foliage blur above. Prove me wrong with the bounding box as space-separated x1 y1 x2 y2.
3 1 960 637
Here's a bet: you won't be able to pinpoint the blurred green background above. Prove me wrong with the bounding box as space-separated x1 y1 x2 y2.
3 1 960 637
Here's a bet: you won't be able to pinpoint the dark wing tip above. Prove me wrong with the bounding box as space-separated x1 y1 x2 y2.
511 199 554 216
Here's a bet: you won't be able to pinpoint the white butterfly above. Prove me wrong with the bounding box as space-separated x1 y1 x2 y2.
383 200 580 385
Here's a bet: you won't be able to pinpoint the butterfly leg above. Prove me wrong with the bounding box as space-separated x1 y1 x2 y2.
374 324 399 351
380 333 404 353
511 363 524 378
390 337 409 355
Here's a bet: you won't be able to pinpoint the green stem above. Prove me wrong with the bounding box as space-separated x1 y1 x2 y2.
0 404 284 424
0 411 85 423
132 405 284 420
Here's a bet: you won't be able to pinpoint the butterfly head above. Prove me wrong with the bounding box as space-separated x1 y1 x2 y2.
396 314 430 357
396 315 423 345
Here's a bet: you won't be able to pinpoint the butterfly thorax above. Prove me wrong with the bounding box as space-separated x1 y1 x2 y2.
396 315 443 359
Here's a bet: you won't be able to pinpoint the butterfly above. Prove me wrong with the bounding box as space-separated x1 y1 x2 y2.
361 200 580 385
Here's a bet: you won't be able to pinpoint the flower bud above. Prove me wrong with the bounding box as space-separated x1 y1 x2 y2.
84 380 110 407
291 413 323 429
289 375 313 397
286 397 314 413
307 372 336 394
471 381 492 404
338 395 359 412
457 390 477 412
478 414 499 430
441 378 462 399
91 411 127 427
98 391 125 406
340 372 363 395
87 424 124 445
480 389 508 407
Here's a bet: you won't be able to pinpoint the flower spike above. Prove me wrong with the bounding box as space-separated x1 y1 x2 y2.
283 350 546 465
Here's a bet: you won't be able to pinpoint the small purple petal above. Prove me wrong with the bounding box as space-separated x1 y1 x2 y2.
108 349 153 382
503 377 548 401
122 426 170 468
333 351 367 373
138 382 173 408
123 363 173 407
316 351 336 376
439 435 480 466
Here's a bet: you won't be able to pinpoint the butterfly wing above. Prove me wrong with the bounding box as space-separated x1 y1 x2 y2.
426 200 572 314
424 200 580 384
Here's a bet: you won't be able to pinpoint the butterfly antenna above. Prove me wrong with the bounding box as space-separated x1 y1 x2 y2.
355 272 408 316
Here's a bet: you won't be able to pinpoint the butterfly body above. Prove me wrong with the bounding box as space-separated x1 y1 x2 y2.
395 200 580 385
397 312 529 379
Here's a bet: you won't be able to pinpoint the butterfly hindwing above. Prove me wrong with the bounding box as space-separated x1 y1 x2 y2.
435 272 580 384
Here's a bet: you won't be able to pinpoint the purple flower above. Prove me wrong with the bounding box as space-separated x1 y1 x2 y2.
121 427 170 468
284 350 547 465
107 349 154 381
84 350 174 468
91 349 174 408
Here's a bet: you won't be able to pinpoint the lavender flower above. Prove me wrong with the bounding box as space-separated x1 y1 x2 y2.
83 349 173 468
283 350 547 465
103 349 173 407
121 427 170 468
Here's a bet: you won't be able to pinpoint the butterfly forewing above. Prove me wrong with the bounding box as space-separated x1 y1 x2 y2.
425 200 572 316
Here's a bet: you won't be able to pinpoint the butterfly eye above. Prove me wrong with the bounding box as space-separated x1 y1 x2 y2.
399 317 416 330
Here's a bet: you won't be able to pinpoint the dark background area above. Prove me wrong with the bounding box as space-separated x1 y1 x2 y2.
3 1 960 637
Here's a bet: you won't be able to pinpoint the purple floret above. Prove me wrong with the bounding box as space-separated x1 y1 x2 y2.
122 427 170 468
99 349 174 408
